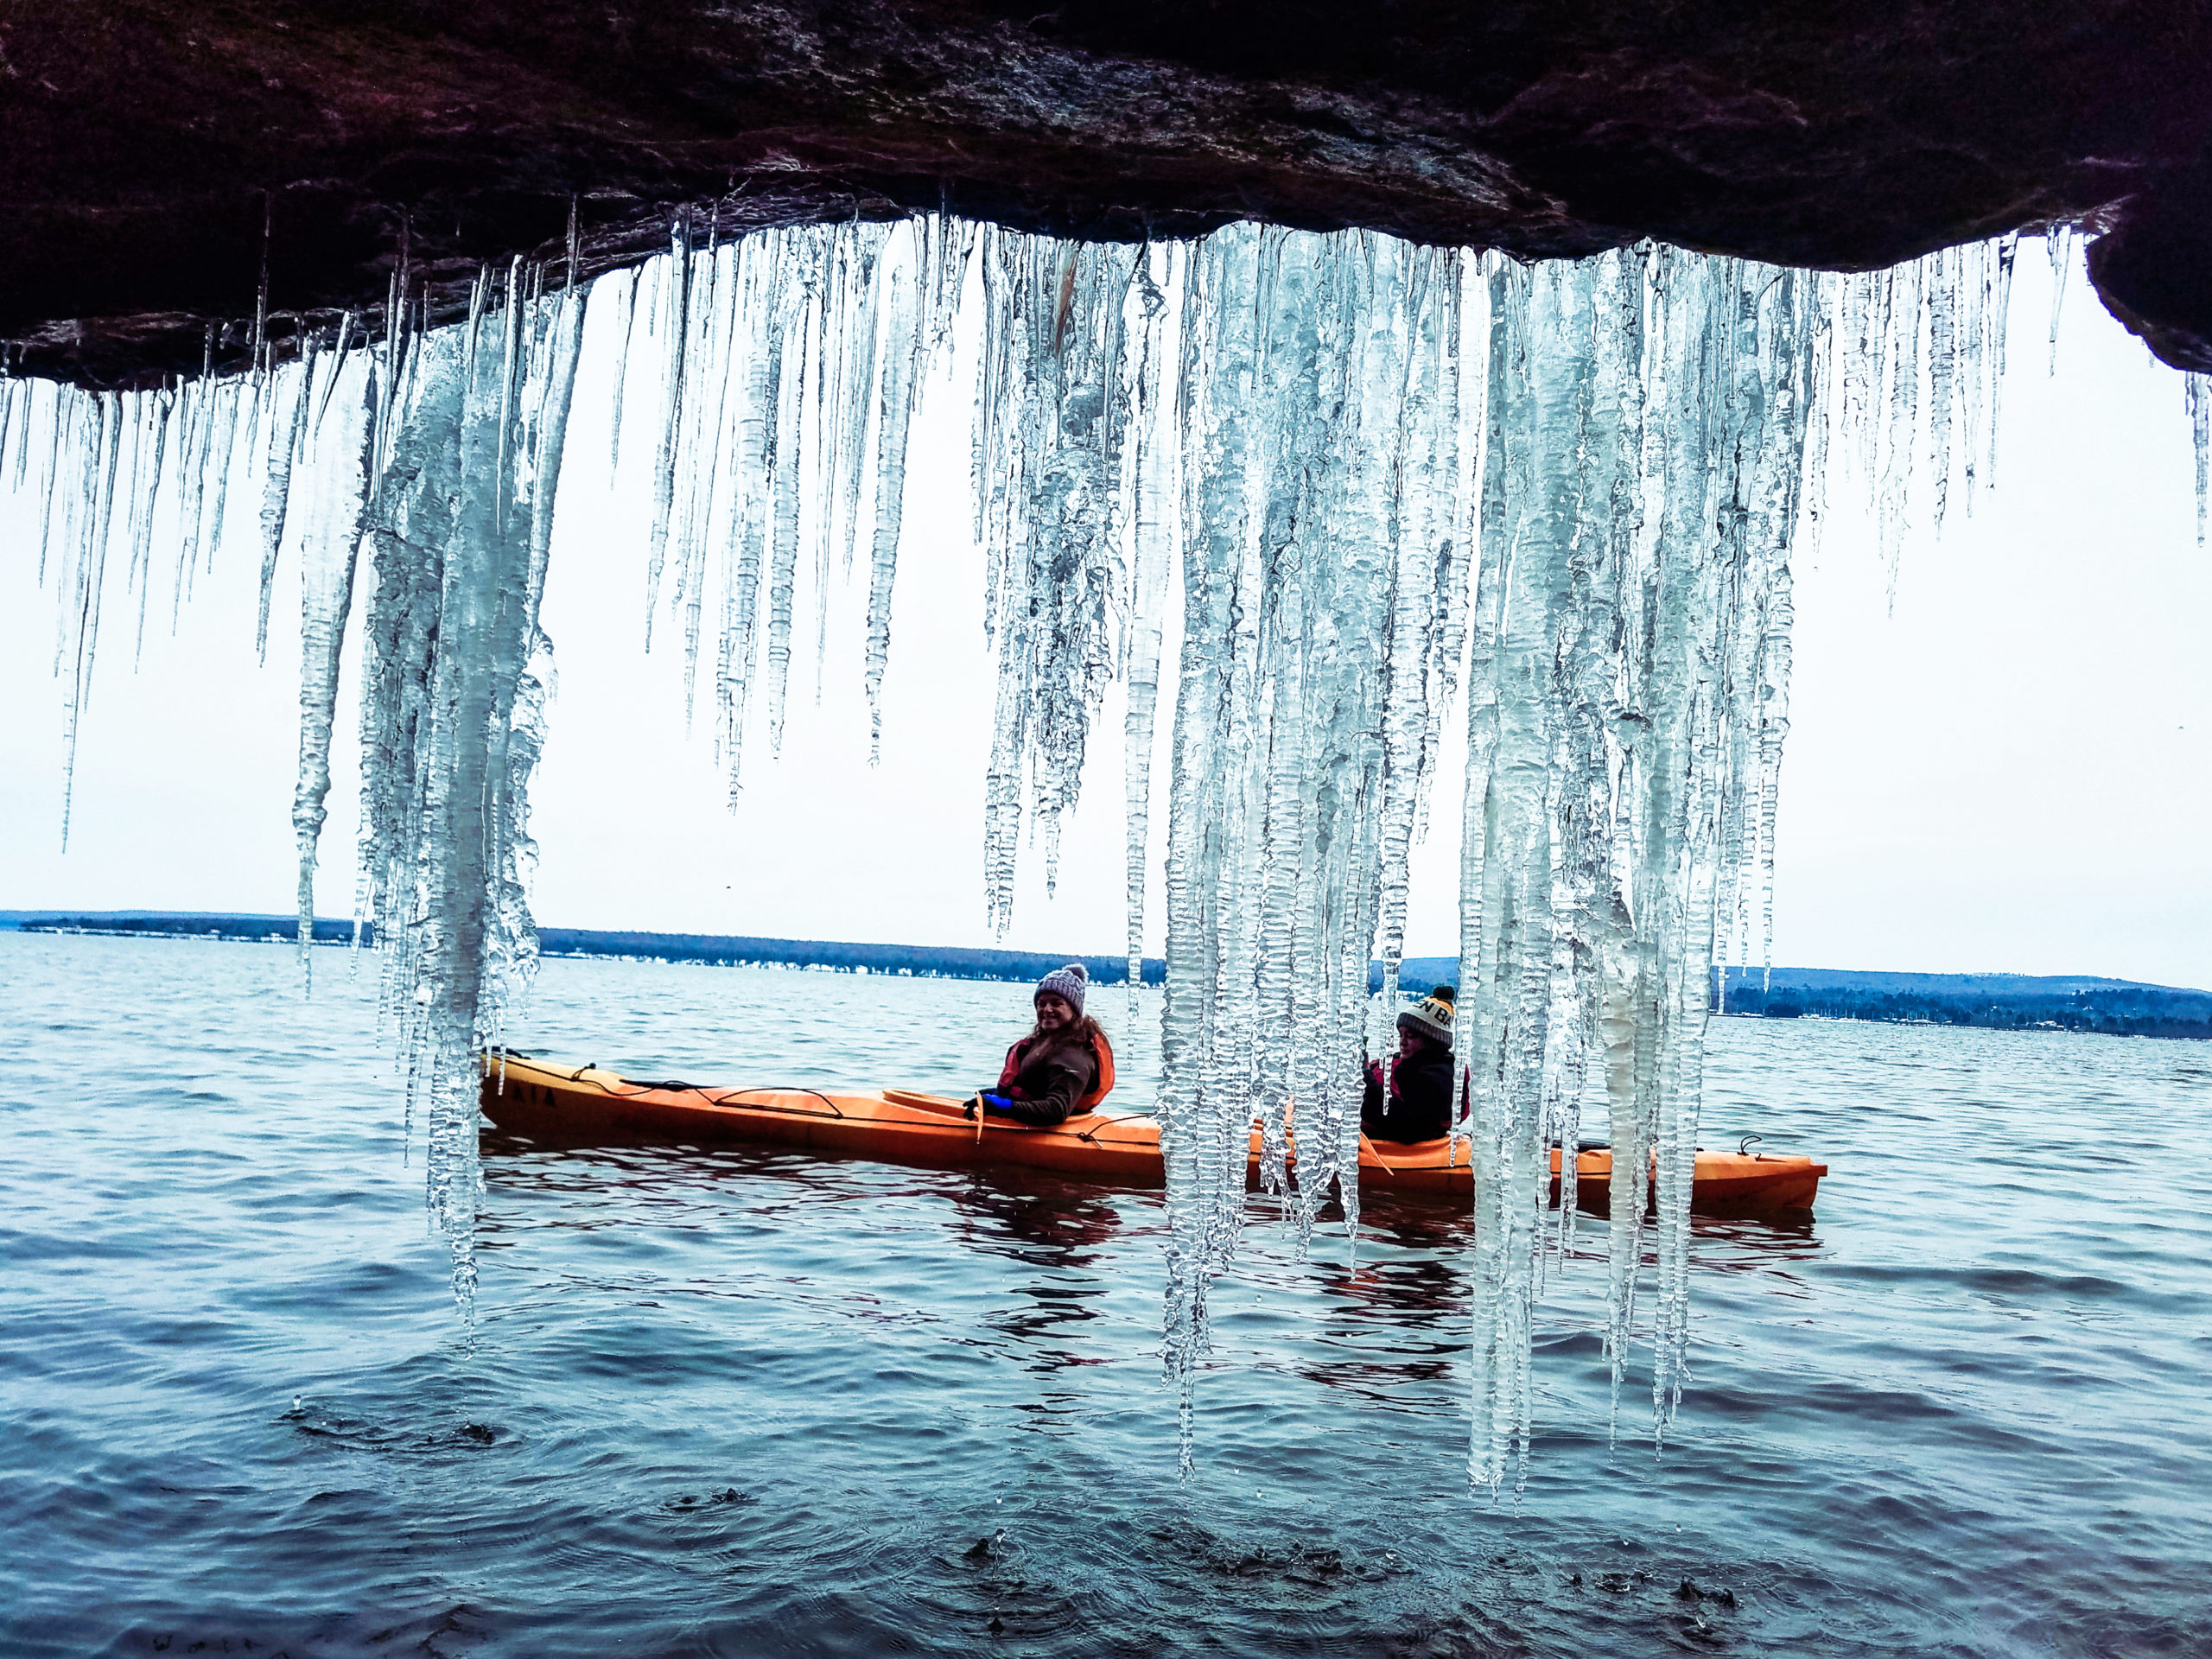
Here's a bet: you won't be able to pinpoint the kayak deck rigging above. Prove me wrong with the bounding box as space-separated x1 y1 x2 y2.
479 1053 1827 1215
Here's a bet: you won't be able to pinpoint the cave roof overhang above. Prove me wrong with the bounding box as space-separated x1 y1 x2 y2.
6 0 2209 385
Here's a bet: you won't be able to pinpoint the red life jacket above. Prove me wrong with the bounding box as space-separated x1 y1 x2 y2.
997 1027 1116 1112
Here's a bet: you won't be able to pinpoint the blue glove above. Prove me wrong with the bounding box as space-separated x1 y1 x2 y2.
966 1092 1016 1119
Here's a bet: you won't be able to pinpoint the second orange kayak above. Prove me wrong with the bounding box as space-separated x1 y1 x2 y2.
479 1054 1827 1215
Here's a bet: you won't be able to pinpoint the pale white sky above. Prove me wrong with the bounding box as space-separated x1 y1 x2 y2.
3 239 2207 987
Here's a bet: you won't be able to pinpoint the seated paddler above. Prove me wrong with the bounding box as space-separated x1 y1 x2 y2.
967 963 1116 1127
1362 984 1458 1144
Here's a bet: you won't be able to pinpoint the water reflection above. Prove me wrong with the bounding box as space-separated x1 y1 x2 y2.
17 936 2212 1659
948 1173 1128 1375
947 1169 1129 1262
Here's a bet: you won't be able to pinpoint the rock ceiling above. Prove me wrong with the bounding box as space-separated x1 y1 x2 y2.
5 1 2208 384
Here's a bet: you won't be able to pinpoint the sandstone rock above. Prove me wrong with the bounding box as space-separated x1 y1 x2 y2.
4 2 2207 384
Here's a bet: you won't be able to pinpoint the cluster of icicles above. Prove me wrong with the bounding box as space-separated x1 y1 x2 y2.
4 216 2175 1490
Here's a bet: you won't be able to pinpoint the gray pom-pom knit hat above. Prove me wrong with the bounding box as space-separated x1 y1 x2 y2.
1034 963 1088 1014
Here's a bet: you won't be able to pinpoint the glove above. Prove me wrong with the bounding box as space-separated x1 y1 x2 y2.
968 1091 1016 1118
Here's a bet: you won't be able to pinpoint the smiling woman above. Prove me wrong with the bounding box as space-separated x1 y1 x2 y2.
971 962 1114 1126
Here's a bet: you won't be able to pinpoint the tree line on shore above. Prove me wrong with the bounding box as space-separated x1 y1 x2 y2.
12 915 2209 1038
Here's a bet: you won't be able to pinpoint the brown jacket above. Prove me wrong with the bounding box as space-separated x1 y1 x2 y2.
991 1029 1103 1126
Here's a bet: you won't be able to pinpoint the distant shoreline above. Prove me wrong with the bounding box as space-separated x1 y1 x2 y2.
0 910 1164 988
6 911 2209 1038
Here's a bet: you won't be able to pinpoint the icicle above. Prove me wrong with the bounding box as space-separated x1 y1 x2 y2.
1121 241 1182 1013
1440 246 1830 1491
608 266 642 486
710 233 784 798
1373 245 1467 1081
1877 259 1923 604
1988 234 2018 489
202 377 245 579
832 225 888 586
36 385 67 586
862 222 925 763
1927 246 1958 537
251 193 273 365
170 367 214 624
56 395 123 849
763 232 814 755
810 231 848 702
123 390 167 670
643 216 691 650
290 354 375 988
14 371 40 494
976 233 1132 922
315 311 356 435
356 282 585 1317
2047 223 2074 376
4 372 29 496
373 226 408 502
1461 252 1635 1494
2188 374 2209 547
0 362 18 493
255 365 309 663
673 241 736 730
1154 226 1421 1466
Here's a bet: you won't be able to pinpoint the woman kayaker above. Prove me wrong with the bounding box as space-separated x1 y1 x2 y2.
967 963 1115 1126
1362 985 1457 1143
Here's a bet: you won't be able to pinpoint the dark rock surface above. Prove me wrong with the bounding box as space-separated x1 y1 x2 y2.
4 2 2209 385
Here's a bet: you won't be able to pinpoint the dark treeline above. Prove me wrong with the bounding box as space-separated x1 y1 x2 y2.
534 928 1166 985
1713 967 2212 1039
11 915 2209 1037
9 912 370 945
4 913 1166 986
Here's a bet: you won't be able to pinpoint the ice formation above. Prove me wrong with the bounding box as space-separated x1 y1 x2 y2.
2189 373 2209 546
3 208 2192 1465
603 219 963 790
353 276 584 1310
285 351 374 991
1461 249 1821 1487
5 272 581 1315
1149 232 1482 1459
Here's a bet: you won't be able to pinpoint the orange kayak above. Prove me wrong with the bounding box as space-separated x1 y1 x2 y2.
478 1054 1827 1215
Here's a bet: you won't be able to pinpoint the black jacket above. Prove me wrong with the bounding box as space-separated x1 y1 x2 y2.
1361 1042 1458 1143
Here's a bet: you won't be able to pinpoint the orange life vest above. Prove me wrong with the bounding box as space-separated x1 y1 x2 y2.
998 1027 1116 1113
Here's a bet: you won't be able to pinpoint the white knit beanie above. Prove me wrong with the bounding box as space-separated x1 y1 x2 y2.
1035 962 1088 1014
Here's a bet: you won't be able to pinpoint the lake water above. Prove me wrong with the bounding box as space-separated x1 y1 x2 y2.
5 931 2208 1657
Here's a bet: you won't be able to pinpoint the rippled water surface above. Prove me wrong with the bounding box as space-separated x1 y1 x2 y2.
5 932 2209 1657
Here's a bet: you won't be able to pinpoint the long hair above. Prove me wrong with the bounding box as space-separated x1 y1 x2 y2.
1027 1008 1107 1055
